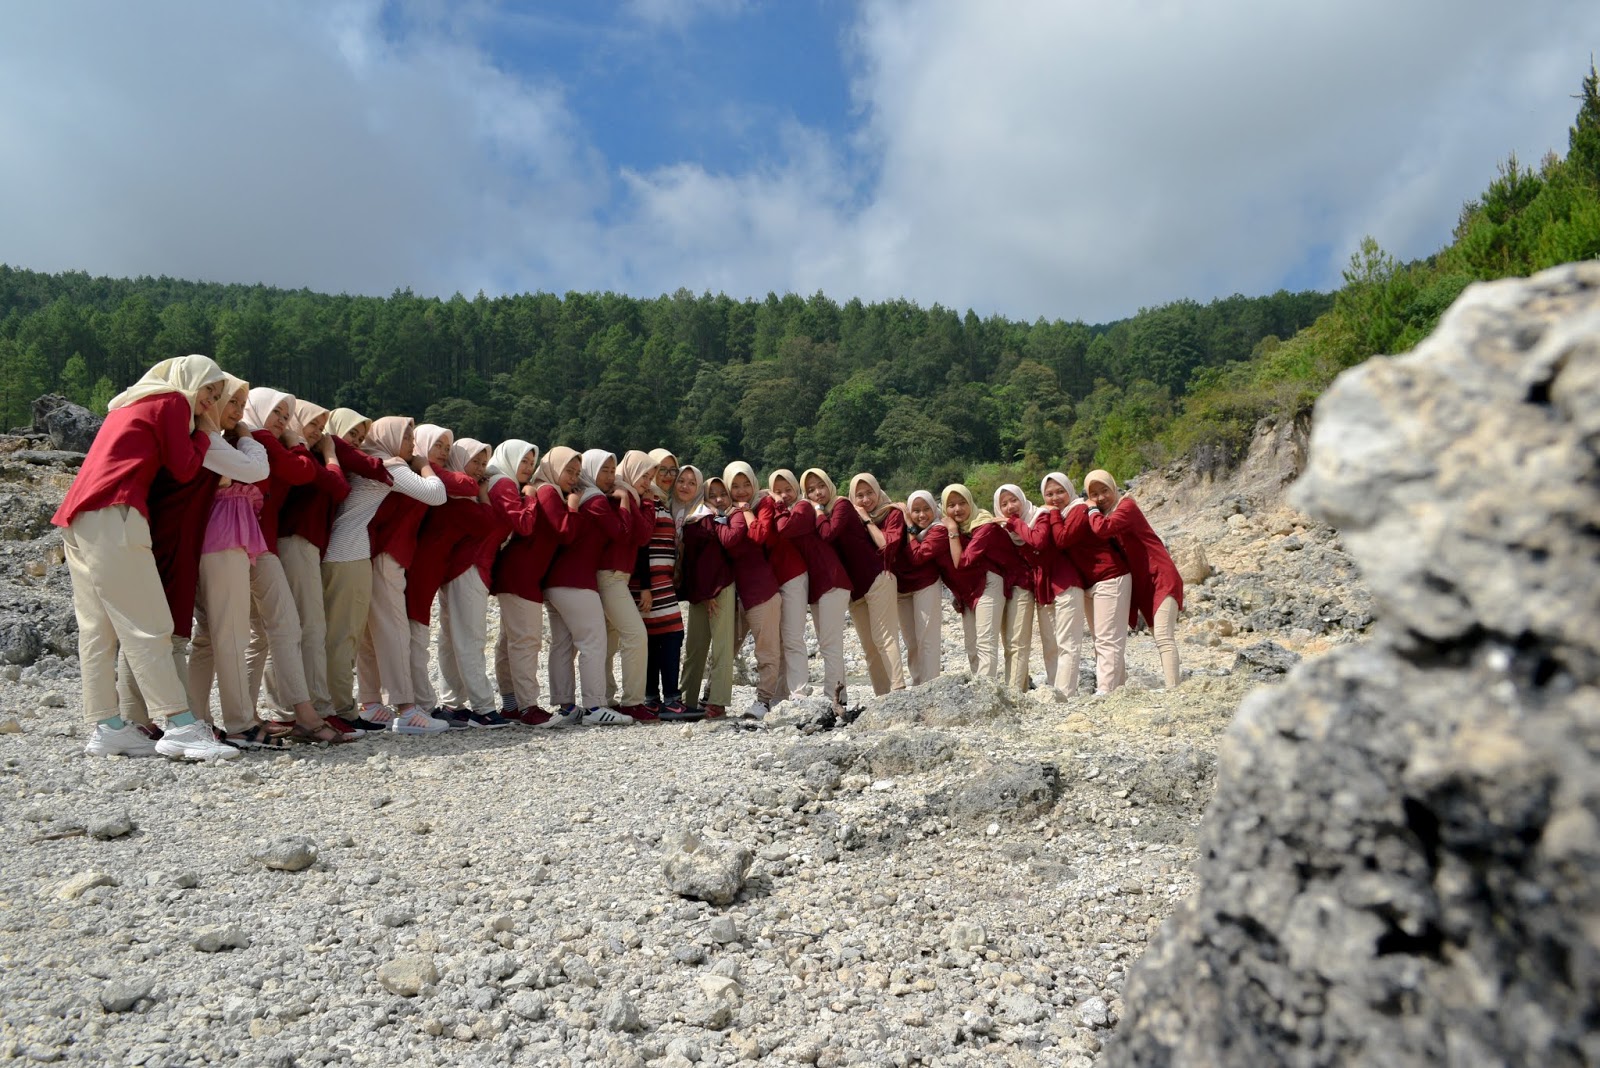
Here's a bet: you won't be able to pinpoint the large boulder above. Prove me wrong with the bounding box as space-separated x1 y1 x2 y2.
1109 263 1600 1068
31 394 102 453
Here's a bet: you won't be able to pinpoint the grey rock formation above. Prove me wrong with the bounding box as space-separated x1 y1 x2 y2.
31 394 102 453
660 827 754 906
1110 264 1600 1066
1231 639 1301 680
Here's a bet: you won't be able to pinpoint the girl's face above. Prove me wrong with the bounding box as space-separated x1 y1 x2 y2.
772 476 796 507
265 400 292 439
675 468 699 503
804 474 829 506
427 435 452 468
998 490 1021 519
195 381 225 415
730 473 754 503
654 457 679 493
944 494 971 524
1086 480 1118 511
468 450 492 481
596 456 616 493
1042 480 1070 508
303 413 328 448
705 480 730 511
635 465 659 493
852 481 878 512
342 422 368 447
559 456 582 493
909 498 934 528
397 426 415 461
220 388 247 431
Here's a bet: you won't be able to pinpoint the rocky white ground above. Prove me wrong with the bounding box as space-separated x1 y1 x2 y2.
0 420 1370 1068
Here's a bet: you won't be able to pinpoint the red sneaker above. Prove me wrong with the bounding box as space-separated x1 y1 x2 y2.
701 703 726 719
622 703 659 722
324 715 361 738
515 706 552 726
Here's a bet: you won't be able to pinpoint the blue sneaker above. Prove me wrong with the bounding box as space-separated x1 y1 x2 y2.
464 710 512 729
433 708 472 731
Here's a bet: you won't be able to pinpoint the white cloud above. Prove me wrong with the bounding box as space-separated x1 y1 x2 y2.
0 1 1596 322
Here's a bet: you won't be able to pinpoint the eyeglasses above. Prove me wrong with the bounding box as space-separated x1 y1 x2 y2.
660 468 681 479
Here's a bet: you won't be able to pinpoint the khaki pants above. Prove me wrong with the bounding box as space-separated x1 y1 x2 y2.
734 593 782 703
357 554 412 707
268 536 329 715
407 620 438 708
1003 588 1036 692
546 585 607 709
811 586 850 708
1153 596 1181 688
189 549 254 732
776 573 811 698
117 636 189 725
494 591 545 711
959 607 979 674
682 586 735 708
898 585 942 686
849 570 905 695
61 506 189 723
437 571 493 712
598 570 647 708
973 572 1006 680
1088 574 1131 693
245 551 308 711
1038 588 1085 697
321 558 372 715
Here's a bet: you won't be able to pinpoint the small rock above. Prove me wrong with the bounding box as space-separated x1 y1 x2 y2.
662 830 754 906
600 992 643 1032
0 718 22 735
259 836 318 872
707 916 741 944
506 991 546 1021
698 975 743 1001
1077 995 1110 1029
947 921 986 951
54 871 115 901
86 812 133 840
99 978 153 1013
191 925 250 953
376 955 438 997
40 691 66 708
561 955 598 988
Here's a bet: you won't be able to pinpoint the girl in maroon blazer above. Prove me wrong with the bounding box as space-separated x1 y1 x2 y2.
722 461 783 718
432 437 507 728
1054 476 1131 694
894 490 952 685
1030 473 1088 696
772 469 852 711
758 468 812 700
994 483 1047 692
840 472 909 695
1085 470 1184 689
939 483 1024 683
679 476 741 718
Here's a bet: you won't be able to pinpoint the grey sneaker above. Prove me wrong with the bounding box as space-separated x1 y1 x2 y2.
745 700 770 721
84 723 160 758
581 706 635 726
154 720 242 762
543 706 585 729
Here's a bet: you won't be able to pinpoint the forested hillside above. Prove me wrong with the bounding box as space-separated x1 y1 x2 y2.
3 66 1597 495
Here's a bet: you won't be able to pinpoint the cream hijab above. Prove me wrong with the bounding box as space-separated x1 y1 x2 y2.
363 416 414 468
695 476 729 520
722 461 762 507
616 450 657 505
293 399 330 444
326 408 371 443
219 375 251 431
577 448 616 504
244 388 296 443
1042 472 1077 503
1084 469 1119 497
412 424 454 470
449 437 490 474
533 445 578 490
800 467 838 510
672 464 704 532
488 439 537 490
107 354 226 429
906 490 941 535
940 483 998 535
849 472 896 523
648 448 677 500
768 467 800 503
994 483 1040 526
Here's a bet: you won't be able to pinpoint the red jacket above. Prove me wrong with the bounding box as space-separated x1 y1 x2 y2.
939 528 985 613
250 430 320 555
1056 502 1128 586
959 522 1030 598
408 496 493 624
746 495 807 587
816 498 891 601
494 482 581 601
723 509 780 610
774 500 850 600
144 466 221 639
893 523 949 596
53 393 210 527
278 438 389 556
680 512 737 603
1008 513 1085 606
371 469 476 569
1088 497 1184 628
544 493 627 592
601 497 652 574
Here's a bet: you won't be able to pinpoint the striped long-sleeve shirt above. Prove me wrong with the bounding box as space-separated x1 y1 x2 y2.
632 508 684 636
324 464 445 564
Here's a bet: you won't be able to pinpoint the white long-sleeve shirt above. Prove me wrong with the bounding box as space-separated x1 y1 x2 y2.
202 431 269 483
324 463 446 564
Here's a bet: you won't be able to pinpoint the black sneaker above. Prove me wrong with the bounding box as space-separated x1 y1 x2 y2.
433 708 472 731
464 710 512 730
342 713 388 733
657 700 705 722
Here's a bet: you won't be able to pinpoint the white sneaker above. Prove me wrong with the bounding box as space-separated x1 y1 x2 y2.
154 721 242 762
745 700 770 721
543 706 585 729
360 703 396 726
84 723 159 758
391 707 448 735
581 706 635 726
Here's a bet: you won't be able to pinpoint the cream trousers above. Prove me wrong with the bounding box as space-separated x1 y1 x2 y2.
972 572 1006 680
321 558 372 715
189 548 254 732
246 551 308 711
776 573 811 698
1087 574 1132 693
897 585 943 686
1152 595 1181 688
438 571 493 712
267 535 329 714
62 506 188 723
1003 588 1036 692
599 569 647 708
545 585 607 709
117 636 189 725
357 554 413 707
494 591 545 711
811 586 850 709
682 586 735 708
849 570 905 695
1037 588 1085 697
734 592 783 703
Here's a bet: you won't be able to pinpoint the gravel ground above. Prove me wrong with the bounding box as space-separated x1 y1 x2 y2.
0 432 1358 1067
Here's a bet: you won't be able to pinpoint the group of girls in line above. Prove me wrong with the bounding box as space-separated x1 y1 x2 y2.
58 355 1183 763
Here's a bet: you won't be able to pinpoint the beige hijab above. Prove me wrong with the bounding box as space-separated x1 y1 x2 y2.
293 399 330 444
1084 469 1118 494
245 387 297 444
107 354 226 429
219 375 250 431
326 408 371 442
800 467 838 510
940 483 999 535
648 448 677 500
768 467 800 501
671 464 704 532
412 424 454 469
616 450 658 504
449 437 490 474
849 472 896 523
533 445 578 490
363 416 414 468
722 461 763 506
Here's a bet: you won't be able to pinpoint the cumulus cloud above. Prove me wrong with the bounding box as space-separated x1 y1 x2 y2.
1 1 1596 321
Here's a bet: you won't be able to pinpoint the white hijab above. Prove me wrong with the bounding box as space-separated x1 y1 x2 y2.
907 489 941 536
577 448 615 504
107 354 226 430
994 484 1040 538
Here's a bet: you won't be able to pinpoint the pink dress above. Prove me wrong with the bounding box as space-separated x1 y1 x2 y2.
201 483 269 561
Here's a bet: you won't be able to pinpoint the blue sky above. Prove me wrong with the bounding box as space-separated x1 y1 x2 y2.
1 1 1597 322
